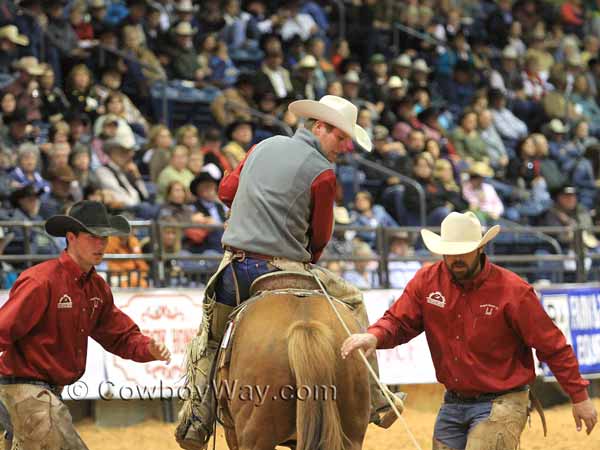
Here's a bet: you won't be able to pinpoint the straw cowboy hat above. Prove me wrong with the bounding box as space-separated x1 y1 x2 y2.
469 161 494 178
173 21 196 36
0 25 29 46
45 200 131 237
13 56 45 76
421 211 501 255
288 95 373 151
174 0 198 12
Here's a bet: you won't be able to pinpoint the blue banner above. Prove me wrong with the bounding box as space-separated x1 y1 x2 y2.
539 286 600 377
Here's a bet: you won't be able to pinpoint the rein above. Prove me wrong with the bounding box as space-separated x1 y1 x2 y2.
309 269 424 450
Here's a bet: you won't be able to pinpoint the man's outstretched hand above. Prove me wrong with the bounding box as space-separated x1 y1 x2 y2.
341 333 378 359
148 339 171 364
573 398 597 435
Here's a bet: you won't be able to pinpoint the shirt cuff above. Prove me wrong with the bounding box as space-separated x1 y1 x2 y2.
570 387 590 404
366 326 387 349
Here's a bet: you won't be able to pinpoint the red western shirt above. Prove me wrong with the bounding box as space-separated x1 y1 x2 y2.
0 251 154 386
368 256 590 402
218 146 336 263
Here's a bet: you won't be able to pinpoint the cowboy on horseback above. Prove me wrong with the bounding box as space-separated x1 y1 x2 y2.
176 95 400 449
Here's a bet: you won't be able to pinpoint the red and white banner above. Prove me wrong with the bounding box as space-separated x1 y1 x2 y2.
363 290 437 385
102 290 203 399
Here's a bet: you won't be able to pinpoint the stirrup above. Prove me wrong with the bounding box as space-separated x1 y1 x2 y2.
371 391 407 429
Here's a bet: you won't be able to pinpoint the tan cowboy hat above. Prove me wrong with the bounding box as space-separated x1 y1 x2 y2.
333 206 351 224
413 59 431 73
174 0 198 12
421 211 501 255
173 21 196 36
0 25 29 46
288 95 372 151
13 56 45 76
469 161 494 178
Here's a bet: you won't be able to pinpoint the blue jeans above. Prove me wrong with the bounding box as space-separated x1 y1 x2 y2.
214 257 279 306
433 392 493 449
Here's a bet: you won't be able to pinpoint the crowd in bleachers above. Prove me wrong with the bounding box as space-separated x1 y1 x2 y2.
1 0 600 288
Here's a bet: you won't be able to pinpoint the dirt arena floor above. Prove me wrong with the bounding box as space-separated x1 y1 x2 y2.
77 384 600 450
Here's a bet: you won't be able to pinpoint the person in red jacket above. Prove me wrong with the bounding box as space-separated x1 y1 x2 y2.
342 211 597 450
0 201 171 450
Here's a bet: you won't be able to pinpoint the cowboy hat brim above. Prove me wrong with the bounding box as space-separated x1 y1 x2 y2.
45 214 131 237
420 224 501 255
288 99 373 152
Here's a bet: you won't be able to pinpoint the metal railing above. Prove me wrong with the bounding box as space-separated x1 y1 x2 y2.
332 0 347 41
353 154 427 226
0 220 594 288
223 100 294 136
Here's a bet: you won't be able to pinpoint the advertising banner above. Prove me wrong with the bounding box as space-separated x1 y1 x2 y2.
538 286 600 379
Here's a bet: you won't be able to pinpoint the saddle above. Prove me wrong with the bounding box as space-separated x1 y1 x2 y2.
248 271 321 297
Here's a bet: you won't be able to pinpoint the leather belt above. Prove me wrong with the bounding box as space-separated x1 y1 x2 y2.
0 376 63 397
224 246 274 262
445 385 528 404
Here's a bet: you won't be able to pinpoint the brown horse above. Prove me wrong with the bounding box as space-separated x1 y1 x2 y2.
215 291 370 450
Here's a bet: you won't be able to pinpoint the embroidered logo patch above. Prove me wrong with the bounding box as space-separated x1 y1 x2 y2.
57 295 73 309
480 304 499 316
426 291 446 308
89 297 103 317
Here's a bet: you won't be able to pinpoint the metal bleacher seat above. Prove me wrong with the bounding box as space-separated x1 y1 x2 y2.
150 80 221 130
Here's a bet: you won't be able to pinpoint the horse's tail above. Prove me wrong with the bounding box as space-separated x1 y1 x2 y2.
287 320 348 450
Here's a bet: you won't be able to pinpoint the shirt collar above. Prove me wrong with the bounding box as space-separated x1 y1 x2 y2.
443 253 491 291
293 128 329 161
59 251 95 283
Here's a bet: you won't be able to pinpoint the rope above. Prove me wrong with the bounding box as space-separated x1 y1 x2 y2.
309 270 423 450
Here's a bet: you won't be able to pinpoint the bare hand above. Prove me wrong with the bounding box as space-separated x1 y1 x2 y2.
148 339 171 364
341 333 377 359
573 398 597 434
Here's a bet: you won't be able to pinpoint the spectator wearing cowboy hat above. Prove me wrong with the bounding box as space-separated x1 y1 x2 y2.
222 119 254 169
462 162 505 222
0 200 171 449
291 54 319 100
39 165 80 219
188 164 227 255
343 211 597 449
0 25 29 74
210 72 257 127
3 56 45 122
176 94 403 449
167 21 202 83
0 109 31 152
94 136 156 219
5 183 56 258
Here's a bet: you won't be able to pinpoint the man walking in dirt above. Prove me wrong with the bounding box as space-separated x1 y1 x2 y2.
342 211 597 450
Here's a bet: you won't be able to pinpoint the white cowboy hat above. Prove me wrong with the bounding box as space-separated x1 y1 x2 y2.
421 211 501 255
295 54 317 70
288 95 372 151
